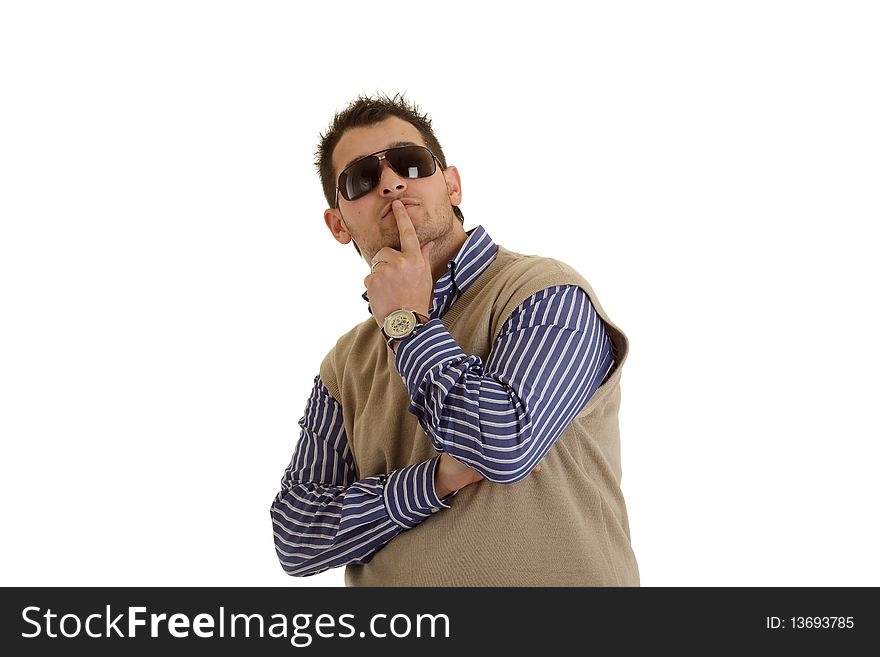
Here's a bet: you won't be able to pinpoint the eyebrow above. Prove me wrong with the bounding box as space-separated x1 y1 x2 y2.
341 141 420 173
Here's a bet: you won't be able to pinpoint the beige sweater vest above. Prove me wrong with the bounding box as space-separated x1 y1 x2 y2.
320 245 639 586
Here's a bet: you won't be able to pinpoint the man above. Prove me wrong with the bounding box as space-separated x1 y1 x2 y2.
270 92 639 586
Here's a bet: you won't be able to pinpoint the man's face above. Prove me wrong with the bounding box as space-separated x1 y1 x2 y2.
324 116 462 264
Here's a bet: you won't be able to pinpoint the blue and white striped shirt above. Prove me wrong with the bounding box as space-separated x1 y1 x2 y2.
271 226 615 576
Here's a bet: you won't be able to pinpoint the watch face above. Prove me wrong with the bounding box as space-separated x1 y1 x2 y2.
385 310 416 338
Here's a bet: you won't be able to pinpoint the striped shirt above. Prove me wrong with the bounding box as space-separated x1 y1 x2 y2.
271 226 615 576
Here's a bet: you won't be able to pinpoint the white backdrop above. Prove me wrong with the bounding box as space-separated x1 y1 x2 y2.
1 1 878 587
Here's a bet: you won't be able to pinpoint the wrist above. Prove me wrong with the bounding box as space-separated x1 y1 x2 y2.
434 453 452 498
434 474 453 500
383 310 430 351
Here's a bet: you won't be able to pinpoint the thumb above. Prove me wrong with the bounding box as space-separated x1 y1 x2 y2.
421 240 435 260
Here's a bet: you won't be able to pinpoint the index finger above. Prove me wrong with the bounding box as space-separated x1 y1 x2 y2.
391 200 421 254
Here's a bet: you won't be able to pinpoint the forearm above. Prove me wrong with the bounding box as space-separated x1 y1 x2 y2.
271 454 452 576
273 374 456 577
395 322 536 482
393 287 615 484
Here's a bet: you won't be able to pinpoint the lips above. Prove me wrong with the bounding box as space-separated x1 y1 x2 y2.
382 200 419 218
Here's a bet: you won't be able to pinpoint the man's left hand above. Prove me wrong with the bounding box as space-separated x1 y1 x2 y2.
365 199 435 329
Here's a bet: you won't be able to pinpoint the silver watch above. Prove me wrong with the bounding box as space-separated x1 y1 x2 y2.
382 309 428 345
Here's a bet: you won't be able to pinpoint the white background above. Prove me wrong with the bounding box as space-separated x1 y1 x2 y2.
1 1 878 587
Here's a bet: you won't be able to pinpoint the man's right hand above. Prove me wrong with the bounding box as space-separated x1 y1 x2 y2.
434 451 541 499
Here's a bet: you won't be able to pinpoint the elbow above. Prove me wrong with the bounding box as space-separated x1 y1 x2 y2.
279 560 314 578
269 489 342 578
272 529 317 578
483 469 532 485
479 458 538 485
270 498 313 577
278 557 305 578
475 426 538 485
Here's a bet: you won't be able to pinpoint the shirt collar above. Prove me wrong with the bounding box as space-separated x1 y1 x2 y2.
361 224 498 309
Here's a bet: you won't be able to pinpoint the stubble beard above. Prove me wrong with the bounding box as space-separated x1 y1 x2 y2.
363 202 456 263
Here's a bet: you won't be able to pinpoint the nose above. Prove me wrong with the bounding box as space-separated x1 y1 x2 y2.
377 158 407 197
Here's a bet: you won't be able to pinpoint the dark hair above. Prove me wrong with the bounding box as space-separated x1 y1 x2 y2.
314 92 463 255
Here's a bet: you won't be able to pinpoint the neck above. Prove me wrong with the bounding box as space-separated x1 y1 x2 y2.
430 225 469 284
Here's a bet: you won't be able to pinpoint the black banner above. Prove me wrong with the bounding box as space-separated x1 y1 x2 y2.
1 587 875 654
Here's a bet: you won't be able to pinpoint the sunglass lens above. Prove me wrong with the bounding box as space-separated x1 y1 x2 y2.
340 157 380 201
387 146 436 179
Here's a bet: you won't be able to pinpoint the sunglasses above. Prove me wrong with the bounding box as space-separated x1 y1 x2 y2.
335 144 440 206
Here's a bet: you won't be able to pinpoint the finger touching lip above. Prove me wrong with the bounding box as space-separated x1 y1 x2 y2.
383 201 419 217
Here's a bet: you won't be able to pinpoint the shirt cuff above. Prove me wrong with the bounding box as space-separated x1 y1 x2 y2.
382 455 454 530
393 318 467 402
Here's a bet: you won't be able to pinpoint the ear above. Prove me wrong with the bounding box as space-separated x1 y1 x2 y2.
324 207 352 245
443 165 463 207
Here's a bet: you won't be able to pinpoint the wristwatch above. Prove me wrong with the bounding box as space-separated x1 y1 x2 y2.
382 309 430 348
